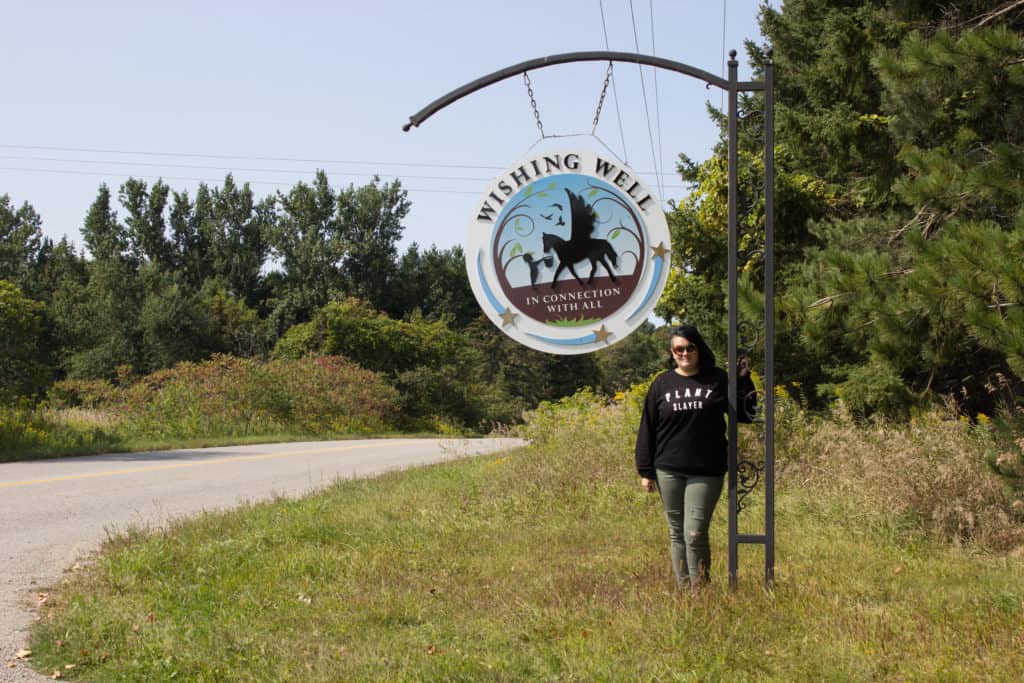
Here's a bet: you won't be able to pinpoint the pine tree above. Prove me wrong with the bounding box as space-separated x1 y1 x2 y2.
661 0 1024 415
120 178 173 268
770 2 1024 415
0 195 44 294
81 185 129 264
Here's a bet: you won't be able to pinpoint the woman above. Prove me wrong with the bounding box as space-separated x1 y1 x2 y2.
635 325 755 589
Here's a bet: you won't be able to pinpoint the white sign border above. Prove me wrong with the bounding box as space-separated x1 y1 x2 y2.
465 149 671 355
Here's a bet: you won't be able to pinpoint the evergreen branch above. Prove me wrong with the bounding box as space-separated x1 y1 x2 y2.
893 205 956 244
809 294 844 308
973 0 1024 29
891 207 935 245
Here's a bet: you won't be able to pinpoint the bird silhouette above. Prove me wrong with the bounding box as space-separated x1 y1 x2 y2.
555 216 565 226
540 212 554 221
550 203 563 211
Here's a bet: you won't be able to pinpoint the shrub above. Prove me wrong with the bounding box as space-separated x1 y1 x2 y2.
517 387 638 488
272 320 320 360
269 355 398 434
277 298 529 432
319 298 462 375
47 378 120 409
824 358 919 420
117 354 398 440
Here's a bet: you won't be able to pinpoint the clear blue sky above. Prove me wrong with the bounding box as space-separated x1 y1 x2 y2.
1 0 767 253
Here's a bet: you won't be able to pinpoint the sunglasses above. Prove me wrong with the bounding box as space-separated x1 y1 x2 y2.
672 344 699 355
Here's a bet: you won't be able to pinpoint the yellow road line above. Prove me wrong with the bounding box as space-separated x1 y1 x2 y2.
0 442 390 489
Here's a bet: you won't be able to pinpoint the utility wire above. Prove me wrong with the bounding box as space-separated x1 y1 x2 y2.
0 143 691 178
0 154 492 182
0 143 506 171
721 0 728 112
598 0 629 164
629 0 664 203
0 165 688 192
0 152 687 183
649 0 666 202
0 166 484 194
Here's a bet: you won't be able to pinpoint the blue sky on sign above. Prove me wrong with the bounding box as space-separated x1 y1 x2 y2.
1 1 766 253
496 173 644 289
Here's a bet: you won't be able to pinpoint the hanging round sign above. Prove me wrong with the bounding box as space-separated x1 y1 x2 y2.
466 149 671 355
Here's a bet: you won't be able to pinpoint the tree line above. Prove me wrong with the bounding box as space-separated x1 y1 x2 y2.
1 171 667 428
6 0 1023 424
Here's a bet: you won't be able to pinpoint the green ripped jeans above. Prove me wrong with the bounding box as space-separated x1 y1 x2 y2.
655 469 724 588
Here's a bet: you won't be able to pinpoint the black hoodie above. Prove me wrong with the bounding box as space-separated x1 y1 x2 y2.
634 366 755 478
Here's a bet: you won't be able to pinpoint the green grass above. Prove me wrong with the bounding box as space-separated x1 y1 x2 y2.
26 395 1024 681
544 317 602 327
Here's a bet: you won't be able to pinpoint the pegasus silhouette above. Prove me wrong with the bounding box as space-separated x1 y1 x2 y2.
543 189 618 288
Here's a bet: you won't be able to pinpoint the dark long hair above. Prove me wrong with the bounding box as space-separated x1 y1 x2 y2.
669 324 716 375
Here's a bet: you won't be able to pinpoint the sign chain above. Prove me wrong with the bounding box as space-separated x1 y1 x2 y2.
523 63 615 141
592 62 614 134
523 72 545 138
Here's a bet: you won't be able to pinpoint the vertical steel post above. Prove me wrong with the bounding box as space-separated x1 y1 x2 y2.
763 50 776 586
726 50 740 587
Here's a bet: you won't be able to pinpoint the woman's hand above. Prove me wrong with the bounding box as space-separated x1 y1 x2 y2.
640 477 657 493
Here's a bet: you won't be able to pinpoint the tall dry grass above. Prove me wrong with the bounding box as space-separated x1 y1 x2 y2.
519 384 1024 554
774 390 1024 553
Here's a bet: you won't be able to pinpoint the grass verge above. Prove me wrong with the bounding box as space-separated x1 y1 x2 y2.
0 406 418 464
25 394 1024 681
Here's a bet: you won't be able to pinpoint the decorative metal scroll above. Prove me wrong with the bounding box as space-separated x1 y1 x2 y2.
735 100 768 517
737 314 765 513
736 459 764 512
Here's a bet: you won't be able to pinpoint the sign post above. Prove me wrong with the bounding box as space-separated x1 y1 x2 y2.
404 49 776 586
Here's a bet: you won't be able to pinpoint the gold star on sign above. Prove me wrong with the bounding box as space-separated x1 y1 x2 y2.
593 325 612 344
499 307 518 327
651 242 670 260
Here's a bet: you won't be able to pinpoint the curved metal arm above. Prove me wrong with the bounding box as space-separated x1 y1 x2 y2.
402 50 763 131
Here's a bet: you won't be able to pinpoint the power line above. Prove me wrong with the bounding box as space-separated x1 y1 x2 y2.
598 0 629 164
0 166 483 195
0 143 506 171
650 0 666 201
629 0 664 203
721 0 728 112
0 165 688 193
0 154 492 183
0 150 688 181
0 142 688 178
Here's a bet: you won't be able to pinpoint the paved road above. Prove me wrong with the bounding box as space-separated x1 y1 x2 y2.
0 438 523 681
